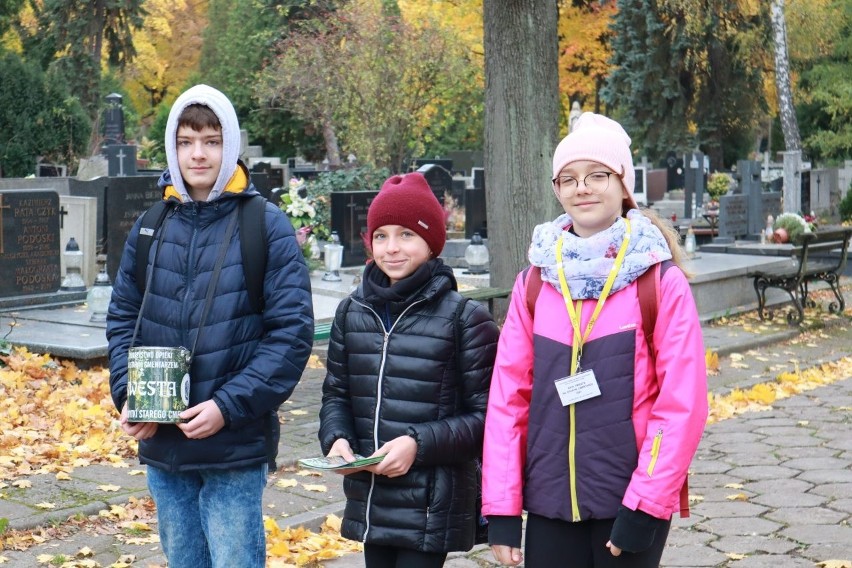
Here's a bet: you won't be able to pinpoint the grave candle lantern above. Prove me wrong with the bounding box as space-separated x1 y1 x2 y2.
87 262 113 322
322 231 343 282
464 232 490 274
60 237 87 291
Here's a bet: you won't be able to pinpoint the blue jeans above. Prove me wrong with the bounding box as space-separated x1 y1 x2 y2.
147 464 268 568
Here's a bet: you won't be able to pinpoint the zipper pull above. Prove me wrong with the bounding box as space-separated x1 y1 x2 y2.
647 428 663 476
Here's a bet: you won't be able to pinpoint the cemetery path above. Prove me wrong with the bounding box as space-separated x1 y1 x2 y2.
2 305 852 567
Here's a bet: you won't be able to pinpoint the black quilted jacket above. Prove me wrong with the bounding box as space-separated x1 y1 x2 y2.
319 265 499 553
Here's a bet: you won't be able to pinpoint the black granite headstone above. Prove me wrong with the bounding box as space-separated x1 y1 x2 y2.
0 190 62 296
103 93 125 145
417 164 452 205
248 172 272 200
472 168 484 190
800 170 811 215
104 144 138 177
662 152 685 193
105 176 162 282
330 191 378 267
415 158 453 173
465 187 487 239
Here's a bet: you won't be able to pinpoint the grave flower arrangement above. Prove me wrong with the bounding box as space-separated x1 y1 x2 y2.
280 177 328 260
773 212 813 244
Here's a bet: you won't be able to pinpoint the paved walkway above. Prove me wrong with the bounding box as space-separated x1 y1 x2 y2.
2 304 852 565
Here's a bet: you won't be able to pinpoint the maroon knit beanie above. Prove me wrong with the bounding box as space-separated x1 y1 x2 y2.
367 173 446 256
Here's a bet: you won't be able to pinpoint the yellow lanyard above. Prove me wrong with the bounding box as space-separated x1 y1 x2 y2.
556 218 631 374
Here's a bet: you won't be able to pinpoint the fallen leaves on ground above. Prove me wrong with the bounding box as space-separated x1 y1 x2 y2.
0 347 359 565
708 356 852 424
817 561 852 568
265 514 362 566
0 347 134 481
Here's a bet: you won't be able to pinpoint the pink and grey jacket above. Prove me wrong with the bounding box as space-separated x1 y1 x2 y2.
482 262 708 525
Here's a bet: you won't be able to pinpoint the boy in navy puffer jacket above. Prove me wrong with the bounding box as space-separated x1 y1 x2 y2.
106 84 313 568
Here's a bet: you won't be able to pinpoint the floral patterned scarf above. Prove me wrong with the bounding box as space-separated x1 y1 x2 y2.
528 209 672 299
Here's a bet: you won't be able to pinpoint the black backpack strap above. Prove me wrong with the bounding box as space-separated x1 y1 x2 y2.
239 195 268 314
135 200 173 297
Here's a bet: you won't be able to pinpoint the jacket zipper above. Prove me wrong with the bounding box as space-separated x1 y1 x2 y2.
647 428 663 476
354 297 425 542
179 205 200 346
569 404 580 521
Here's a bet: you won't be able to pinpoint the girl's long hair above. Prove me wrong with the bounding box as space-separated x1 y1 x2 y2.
627 205 692 277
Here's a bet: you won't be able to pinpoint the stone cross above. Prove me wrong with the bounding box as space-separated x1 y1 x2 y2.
116 149 127 177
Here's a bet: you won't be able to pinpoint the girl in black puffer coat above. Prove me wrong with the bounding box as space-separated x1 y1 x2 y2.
319 173 499 568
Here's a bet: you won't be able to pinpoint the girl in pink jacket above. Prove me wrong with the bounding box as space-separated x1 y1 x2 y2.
482 113 708 567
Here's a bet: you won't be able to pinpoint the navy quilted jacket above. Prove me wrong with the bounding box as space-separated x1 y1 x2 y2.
107 168 314 471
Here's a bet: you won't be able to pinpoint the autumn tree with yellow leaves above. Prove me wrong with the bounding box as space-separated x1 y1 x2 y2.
257 0 477 172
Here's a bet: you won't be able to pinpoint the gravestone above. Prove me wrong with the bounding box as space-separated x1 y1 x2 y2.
662 152 684 192
466 168 487 239
103 93 126 145
330 191 378 267
415 158 453 174
716 194 748 243
417 163 452 205
38 163 67 177
800 170 812 215
252 161 285 191
105 176 162 282
0 191 62 297
730 160 783 238
104 144 138 177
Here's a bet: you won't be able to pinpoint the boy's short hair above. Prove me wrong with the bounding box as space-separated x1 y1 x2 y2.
178 104 221 132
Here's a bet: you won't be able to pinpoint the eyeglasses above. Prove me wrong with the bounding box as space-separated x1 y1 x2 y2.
552 171 615 193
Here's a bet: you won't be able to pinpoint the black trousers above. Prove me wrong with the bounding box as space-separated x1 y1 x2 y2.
525 513 670 568
363 543 448 568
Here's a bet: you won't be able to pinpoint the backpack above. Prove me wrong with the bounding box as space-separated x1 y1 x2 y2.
135 195 268 314
524 263 691 518
451 296 490 544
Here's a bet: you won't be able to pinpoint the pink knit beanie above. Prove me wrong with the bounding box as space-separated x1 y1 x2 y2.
551 112 637 209
367 173 447 256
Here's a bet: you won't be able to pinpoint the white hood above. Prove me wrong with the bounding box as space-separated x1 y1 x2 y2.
164 84 240 202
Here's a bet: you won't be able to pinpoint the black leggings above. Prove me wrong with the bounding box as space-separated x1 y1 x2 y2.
364 543 448 568
525 513 670 568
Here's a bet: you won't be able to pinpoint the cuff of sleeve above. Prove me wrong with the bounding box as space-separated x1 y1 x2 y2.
213 396 231 427
487 515 523 548
405 426 423 463
610 505 668 553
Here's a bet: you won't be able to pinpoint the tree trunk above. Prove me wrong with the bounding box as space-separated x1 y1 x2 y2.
483 0 560 315
770 0 801 152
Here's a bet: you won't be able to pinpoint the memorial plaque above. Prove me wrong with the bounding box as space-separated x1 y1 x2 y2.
718 194 748 240
330 191 378 267
105 176 162 282
0 191 62 296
